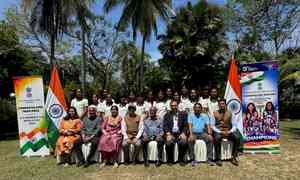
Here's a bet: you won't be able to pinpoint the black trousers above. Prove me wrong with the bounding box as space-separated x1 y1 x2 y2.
213 131 240 161
164 133 188 163
142 138 164 162
85 136 99 163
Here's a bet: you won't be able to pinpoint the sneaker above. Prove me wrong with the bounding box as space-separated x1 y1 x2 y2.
155 161 161 167
208 161 216 166
216 160 222 167
191 161 197 167
99 162 106 169
63 163 69 167
113 162 119 168
231 158 239 166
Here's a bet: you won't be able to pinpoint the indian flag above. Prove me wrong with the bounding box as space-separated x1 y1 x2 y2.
224 59 244 138
45 66 67 149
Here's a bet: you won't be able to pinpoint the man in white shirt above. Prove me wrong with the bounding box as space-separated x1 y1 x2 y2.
118 96 128 118
208 88 219 116
145 91 156 113
155 90 167 119
71 89 88 119
136 96 147 120
165 88 173 111
97 94 115 118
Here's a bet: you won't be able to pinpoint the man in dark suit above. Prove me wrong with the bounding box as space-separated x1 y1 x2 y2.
163 100 189 166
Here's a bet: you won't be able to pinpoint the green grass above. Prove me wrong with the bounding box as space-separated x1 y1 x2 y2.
0 120 300 180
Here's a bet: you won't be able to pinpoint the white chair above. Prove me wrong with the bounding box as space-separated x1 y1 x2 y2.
119 144 143 163
220 139 233 160
194 139 207 162
81 143 100 162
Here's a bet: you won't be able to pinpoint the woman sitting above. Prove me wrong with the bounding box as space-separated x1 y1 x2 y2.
56 107 83 166
98 105 123 168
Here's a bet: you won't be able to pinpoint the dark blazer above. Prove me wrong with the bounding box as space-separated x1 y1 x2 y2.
163 111 188 135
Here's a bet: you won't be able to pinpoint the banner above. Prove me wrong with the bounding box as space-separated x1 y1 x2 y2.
13 76 50 156
240 61 280 154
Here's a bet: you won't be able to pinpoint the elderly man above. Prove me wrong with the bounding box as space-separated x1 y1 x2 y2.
163 100 188 166
121 105 144 164
212 98 240 166
81 105 102 167
188 103 215 166
142 107 164 167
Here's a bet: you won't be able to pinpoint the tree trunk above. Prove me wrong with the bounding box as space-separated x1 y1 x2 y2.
139 36 146 94
81 26 86 96
50 32 55 71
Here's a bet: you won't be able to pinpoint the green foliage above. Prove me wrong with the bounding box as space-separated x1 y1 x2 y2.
158 1 228 88
0 98 17 136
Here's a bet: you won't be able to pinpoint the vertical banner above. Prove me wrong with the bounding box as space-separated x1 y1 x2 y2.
13 76 50 156
240 61 280 154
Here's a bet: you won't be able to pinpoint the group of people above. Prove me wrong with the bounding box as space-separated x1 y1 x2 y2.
56 86 241 168
243 102 279 137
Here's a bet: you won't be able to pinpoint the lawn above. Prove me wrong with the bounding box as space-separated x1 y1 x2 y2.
0 120 299 180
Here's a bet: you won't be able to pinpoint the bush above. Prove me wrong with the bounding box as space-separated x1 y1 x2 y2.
0 98 18 139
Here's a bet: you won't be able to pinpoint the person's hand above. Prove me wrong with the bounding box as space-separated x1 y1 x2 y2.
166 134 173 142
188 134 195 142
179 133 187 140
132 138 137 144
207 134 214 142
155 136 162 142
143 136 149 142
127 138 132 144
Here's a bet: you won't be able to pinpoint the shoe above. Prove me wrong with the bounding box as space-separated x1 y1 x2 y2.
208 160 216 166
76 161 84 167
99 162 106 169
144 161 150 167
191 160 198 167
83 162 90 168
113 162 119 168
155 161 161 167
231 158 239 166
63 163 69 167
179 161 186 166
216 160 222 167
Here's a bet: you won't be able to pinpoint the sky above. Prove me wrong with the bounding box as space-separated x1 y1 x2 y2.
0 0 226 61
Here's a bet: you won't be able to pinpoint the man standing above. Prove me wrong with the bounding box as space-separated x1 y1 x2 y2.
212 98 240 166
97 94 115 118
71 89 88 119
122 105 144 164
118 96 128 118
208 88 219 116
142 107 164 167
81 105 102 167
163 100 188 166
156 90 167 119
188 103 215 166
165 88 173 111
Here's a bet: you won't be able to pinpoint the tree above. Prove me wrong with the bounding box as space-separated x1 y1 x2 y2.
158 1 228 88
103 0 173 94
226 0 300 56
114 41 151 95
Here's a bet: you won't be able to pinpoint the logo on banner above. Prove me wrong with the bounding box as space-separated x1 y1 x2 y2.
26 87 32 98
48 104 64 119
227 99 241 115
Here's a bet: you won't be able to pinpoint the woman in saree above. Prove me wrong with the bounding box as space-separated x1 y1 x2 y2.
56 107 83 166
98 105 123 168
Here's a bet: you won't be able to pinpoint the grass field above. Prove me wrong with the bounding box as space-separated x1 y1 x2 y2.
0 120 299 180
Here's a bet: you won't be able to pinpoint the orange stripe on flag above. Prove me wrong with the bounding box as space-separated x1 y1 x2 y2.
228 59 241 99
49 66 67 110
19 128 47 139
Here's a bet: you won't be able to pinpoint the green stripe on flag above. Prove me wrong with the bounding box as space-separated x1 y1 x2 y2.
20 138 49 155
45 112 59 149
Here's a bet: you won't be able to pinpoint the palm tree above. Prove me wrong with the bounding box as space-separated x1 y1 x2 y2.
22 0 76 70
22 0 95 94
103 0 174 93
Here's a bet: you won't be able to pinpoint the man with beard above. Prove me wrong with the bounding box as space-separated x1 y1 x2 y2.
212 98 240 166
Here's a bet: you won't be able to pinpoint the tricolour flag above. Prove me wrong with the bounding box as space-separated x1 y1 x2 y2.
45 66 67 149
224 59 244 138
